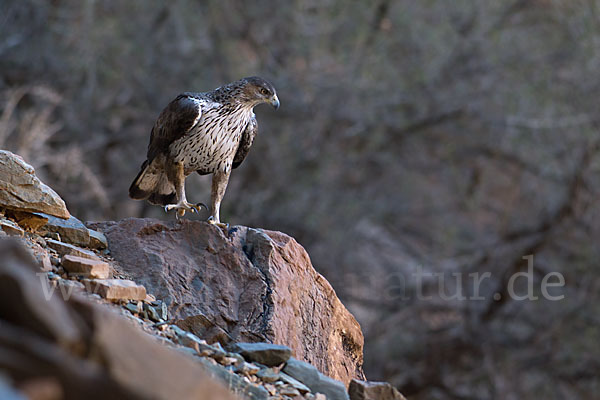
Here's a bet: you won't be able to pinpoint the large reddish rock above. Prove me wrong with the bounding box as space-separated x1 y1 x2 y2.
90 218 365 385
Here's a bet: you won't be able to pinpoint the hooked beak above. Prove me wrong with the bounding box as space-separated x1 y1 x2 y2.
270 94 280 110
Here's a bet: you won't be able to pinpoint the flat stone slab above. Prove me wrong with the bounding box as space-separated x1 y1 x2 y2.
46 239 100 261
88 279 146 301
0 150 70 219
0 220 24 237
283 358 349 400
279 372 310 394
62 255 110 279
40 213 90 247
230 342 292 367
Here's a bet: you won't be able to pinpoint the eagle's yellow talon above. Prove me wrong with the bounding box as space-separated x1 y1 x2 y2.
164 201 201 218
207 216 229 230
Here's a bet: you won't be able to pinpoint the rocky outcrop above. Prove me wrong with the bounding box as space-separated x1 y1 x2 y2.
90 218 365 385
0 239 235 400
0 150 70 219
0 150 407 399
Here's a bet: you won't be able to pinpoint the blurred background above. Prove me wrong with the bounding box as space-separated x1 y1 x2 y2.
1 1 599 398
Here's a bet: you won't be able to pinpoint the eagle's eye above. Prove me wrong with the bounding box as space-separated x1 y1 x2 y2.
260 88 270 96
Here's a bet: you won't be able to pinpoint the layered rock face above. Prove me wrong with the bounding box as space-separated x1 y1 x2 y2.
90 218 365 385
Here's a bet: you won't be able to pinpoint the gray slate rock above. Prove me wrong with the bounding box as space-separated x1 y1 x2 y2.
40 213 90 247
255 367 279 383
88 228 108 249
230 342 292 367
46 239 100 260
280 371 310 394
348 379 406 400
283 358 349 400
196 357 270 400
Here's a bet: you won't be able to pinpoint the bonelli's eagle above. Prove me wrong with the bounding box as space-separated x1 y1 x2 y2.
129 77 279 225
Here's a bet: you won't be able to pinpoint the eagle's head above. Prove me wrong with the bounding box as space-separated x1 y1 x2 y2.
237 76 280 110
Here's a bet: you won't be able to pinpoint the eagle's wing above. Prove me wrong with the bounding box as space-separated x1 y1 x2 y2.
147 94 202 161
232 114 258 169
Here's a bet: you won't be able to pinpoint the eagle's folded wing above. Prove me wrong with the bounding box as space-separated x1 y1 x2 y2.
232 115 258 169
147 95 202 161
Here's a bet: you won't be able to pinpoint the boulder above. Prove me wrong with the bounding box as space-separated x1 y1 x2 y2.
283 358 349 400
88 228 108 249
348 379 406 400
39 213 90 246
0 238 235 400
90 218 365 385
230 342 292 367
0 151 70 219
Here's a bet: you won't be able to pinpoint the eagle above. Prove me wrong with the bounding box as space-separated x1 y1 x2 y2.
129 77 279 225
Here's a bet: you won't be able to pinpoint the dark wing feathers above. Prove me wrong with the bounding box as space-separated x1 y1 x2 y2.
232 115 258 169
147 95 201 161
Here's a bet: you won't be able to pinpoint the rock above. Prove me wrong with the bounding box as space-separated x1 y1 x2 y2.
62 255 110 278
230 342 292 367
124 302 143 315
280 386 301 397
17 239 52 272
283 358 349 400
8 210 48 231
348 380 406 400
0 150 70 219
196 357 270 399
56 279 86 297
88 228 108 249
38 252 53 272
143 302 164 322
40 213 90 247
87 279 146 301
0 220 24 237
46 239 100 260
90 218 365 385
218 356 240 367
44 231 61 241
225 352 245 365
234 362 260 376
279 372 310 394
0 239 235 400
256 368 280 383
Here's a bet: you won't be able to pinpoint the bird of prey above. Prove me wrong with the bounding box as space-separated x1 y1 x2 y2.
129 77 279 225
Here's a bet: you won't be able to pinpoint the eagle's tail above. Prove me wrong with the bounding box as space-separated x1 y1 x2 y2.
129 159 177 206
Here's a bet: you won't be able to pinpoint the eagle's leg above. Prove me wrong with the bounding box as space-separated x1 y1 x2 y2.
164 161 204 217
207 168 231 228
